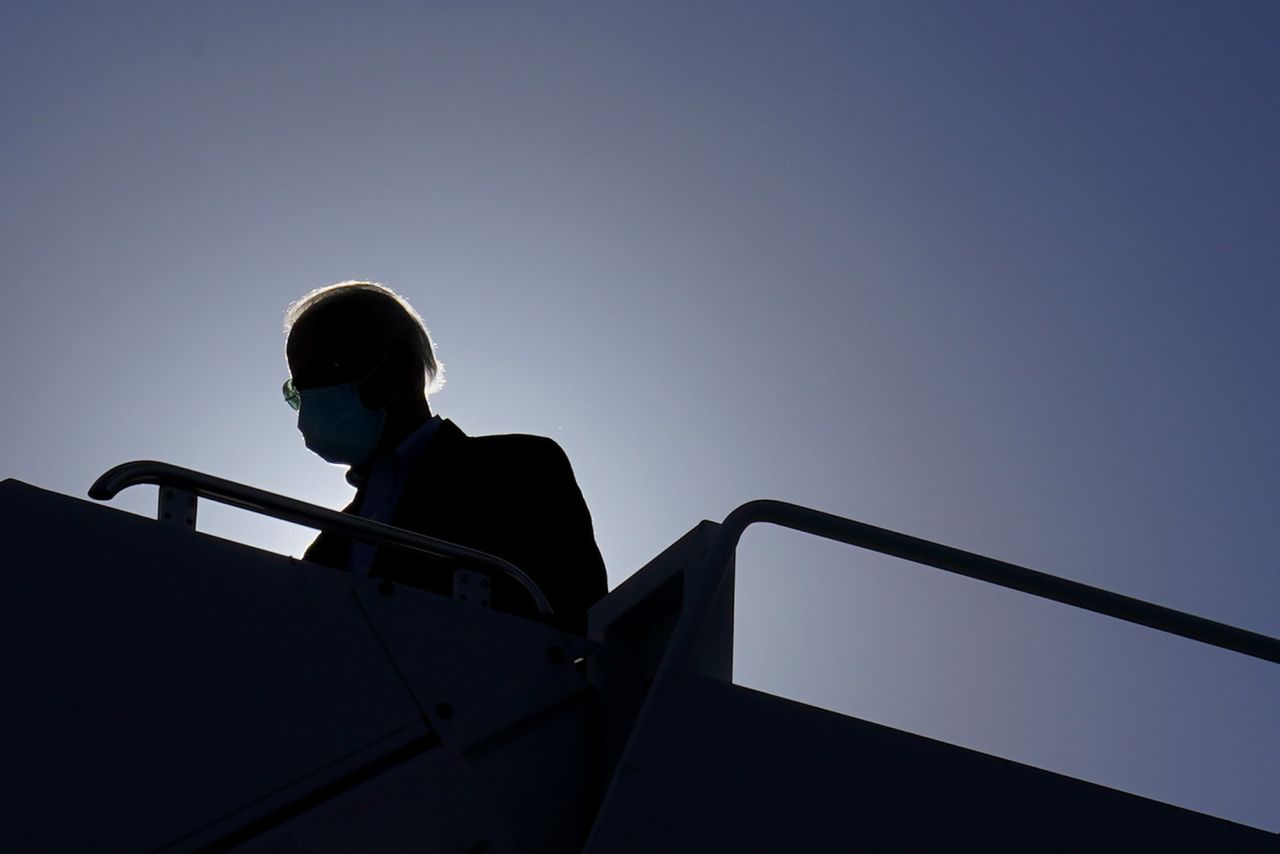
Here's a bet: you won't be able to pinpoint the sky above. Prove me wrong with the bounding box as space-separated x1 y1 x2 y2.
2 0 1278 831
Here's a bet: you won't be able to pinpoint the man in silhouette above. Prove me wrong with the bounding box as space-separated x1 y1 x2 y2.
283 281 607 634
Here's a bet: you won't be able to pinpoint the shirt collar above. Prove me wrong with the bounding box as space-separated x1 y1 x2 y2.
345 415 444 488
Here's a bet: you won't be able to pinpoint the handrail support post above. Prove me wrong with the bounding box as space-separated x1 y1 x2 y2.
159 487 198 531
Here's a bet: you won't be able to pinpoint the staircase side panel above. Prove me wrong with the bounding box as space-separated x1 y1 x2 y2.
587 674 1275 852
0 481 424 851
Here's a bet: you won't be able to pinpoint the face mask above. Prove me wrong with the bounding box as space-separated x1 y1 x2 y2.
296 383 386 467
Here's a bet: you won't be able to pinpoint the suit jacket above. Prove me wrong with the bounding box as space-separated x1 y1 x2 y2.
303 419 608 635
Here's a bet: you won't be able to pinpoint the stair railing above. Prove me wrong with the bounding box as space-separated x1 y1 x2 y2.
90 460 553 615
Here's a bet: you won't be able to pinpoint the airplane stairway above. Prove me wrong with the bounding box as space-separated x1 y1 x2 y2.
1 464 1276 852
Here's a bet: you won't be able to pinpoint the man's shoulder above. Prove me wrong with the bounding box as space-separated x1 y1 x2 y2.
462 430 568 467
405 425 577 506
422 420 568 468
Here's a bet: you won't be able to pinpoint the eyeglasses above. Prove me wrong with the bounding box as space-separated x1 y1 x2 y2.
283 351 391 411
282 378 302 411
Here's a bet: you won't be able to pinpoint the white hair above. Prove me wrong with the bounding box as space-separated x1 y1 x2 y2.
284 280 445 394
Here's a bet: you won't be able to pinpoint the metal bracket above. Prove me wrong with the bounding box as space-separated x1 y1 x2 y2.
158 487 197 530
453 569 491 608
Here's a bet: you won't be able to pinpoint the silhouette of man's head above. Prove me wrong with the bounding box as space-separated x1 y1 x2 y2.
284 281 443 464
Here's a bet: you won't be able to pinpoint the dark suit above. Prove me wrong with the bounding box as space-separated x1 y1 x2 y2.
304 419 608 635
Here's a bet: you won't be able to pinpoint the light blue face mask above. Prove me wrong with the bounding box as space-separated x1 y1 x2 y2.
295 383 386 467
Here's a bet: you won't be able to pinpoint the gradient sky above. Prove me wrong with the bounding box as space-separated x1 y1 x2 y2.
3 1 1277 831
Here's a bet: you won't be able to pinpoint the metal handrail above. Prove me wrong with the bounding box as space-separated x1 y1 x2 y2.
713 499 1280 665
89 460 553 615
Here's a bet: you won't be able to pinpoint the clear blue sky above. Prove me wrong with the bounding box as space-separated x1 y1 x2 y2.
3 1 1277 830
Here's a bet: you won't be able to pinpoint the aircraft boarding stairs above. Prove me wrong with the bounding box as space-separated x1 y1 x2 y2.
2 462 1277 852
